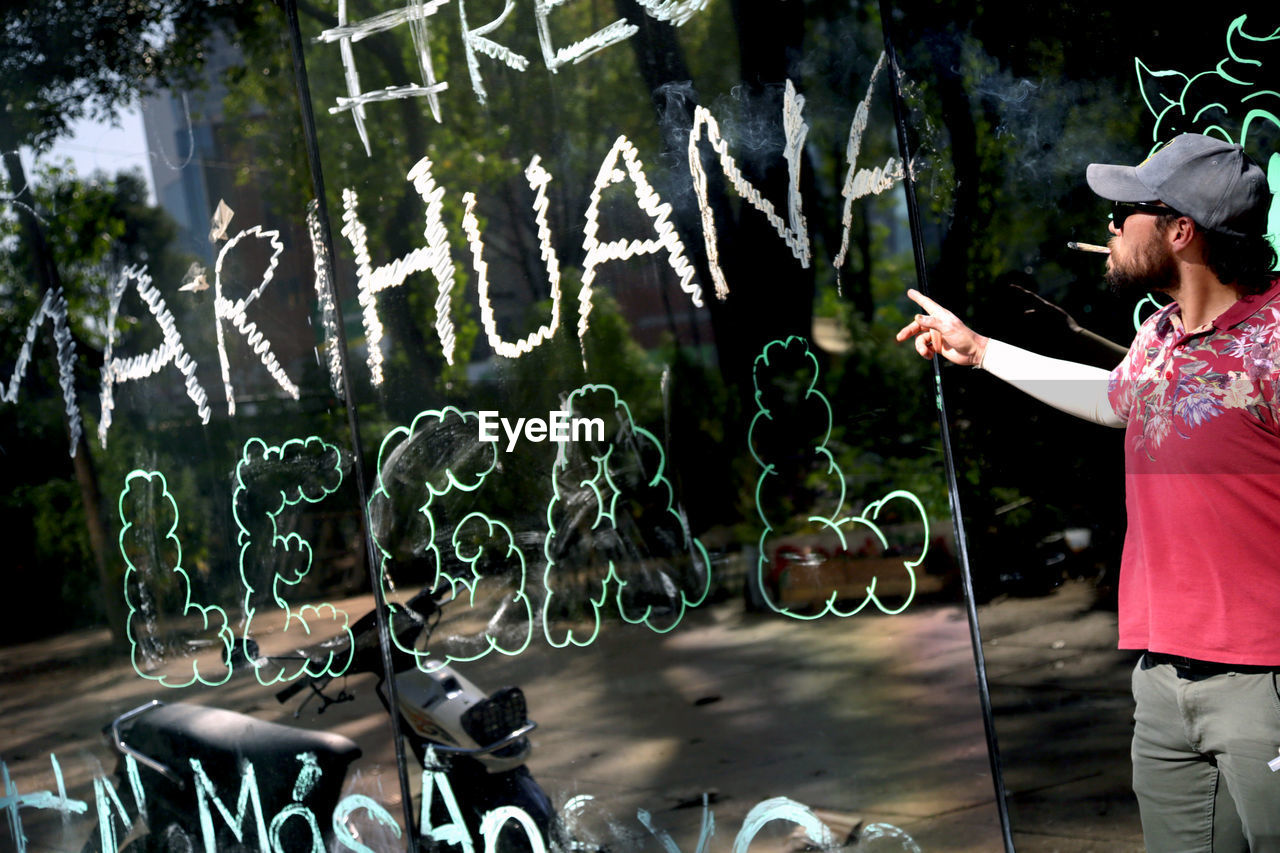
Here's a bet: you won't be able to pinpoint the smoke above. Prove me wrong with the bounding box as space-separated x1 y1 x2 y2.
655 79 794 160
973 76 1039 106
653 77 794 208
955 36 1136 186
709 83 791 159
654 80 700 199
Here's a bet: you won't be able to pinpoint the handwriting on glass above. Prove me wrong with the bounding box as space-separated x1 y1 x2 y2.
5 55 904 451
1 751 918 853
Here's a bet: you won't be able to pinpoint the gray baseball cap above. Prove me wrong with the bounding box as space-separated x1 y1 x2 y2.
1086 133 1270 237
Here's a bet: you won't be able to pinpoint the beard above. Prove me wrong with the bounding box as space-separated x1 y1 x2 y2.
1106 236 1179 295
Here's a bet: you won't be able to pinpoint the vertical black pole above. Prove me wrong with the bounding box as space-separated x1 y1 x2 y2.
282 3 422 849
874 3 1016 850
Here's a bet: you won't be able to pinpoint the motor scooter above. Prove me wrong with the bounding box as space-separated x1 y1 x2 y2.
80 587 554 853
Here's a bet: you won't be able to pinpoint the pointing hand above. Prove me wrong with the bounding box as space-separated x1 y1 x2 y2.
894 289 989 367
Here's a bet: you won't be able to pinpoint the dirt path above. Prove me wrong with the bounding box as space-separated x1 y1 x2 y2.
2 595 1005 852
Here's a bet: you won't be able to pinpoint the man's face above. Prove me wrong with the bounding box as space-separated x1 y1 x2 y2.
1105 210 1178 295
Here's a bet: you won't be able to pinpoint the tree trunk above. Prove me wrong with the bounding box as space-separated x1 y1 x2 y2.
2 149 127 647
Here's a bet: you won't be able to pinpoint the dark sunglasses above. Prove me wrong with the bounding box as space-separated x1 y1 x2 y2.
1111 201 1180 225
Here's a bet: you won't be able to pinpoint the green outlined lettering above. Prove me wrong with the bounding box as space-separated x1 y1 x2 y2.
749 337 928 619
542 384 712 647
368 407 532 671
119 469 234 687
233 436 353 684
1137 14 1280 260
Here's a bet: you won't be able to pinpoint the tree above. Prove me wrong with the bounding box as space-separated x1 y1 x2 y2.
1 0 255 643
0 163 196 640
0 1 258 154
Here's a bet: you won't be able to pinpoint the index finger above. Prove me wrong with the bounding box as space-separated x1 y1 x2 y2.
905 288 955 321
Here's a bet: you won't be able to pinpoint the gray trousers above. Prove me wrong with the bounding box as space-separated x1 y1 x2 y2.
1132 654 1280 852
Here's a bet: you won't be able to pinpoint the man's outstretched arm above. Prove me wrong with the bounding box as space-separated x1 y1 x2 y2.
895 288 1124 428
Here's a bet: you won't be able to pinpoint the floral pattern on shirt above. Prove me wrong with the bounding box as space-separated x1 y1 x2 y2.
1108 303 1280 461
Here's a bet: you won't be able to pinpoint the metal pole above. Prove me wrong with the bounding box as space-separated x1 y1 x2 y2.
282 3 421 849
874 3 1016 849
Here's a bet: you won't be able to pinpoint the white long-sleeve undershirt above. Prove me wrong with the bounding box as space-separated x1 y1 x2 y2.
978 338 1125 428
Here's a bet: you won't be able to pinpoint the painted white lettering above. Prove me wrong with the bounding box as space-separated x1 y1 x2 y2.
579 135 700 365
856 824 923 852
408 157 459 368
290 753 322 803
99 266 211 448
732 797 834 853
478 411 500 441
688 79 812 299
315 0 716 128
340 157 458 386
318 0 450 155
419 750 475 853
189 758 270 853
213 226 300 416
833 52 905 289
534 0 638 71
459 0 529 105
306 200 346 400
33 748 921 853
333 795 403 853
123 755 148 824
91 776 132 853
480 806 546 853
0 754 87 839
503 417 526 453
269 804 323 853
634 0 710 26
637 797 716 853
1 288 81 457
465 156 563 359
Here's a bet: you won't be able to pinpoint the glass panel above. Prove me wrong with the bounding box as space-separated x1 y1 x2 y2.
0 6 409 852
35 0 1280 849
886 1 1279 848
291 0 1003 850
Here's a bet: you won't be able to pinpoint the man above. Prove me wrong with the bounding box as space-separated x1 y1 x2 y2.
896 133 1279 851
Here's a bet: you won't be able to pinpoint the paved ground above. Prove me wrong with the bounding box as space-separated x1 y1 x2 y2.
978 580 1144 852
0 579 1140 852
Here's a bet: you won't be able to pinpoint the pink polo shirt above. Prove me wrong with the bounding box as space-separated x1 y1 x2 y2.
1107 278 1280 665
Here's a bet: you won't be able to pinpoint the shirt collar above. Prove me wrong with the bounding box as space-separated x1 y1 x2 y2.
1211 276 1280 330
1156 277 1280 338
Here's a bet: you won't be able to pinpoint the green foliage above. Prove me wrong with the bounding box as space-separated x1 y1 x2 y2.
0 163 203 637
1 162 192 350
6 478 96 632
0 0 256 152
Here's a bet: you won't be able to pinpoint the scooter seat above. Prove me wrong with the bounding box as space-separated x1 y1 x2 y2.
117 702 364 849
123 702 361 787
